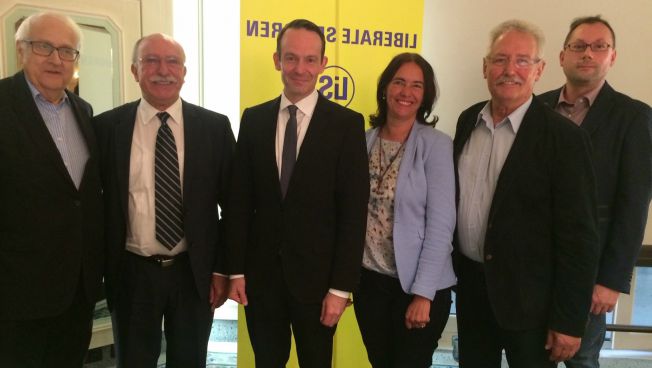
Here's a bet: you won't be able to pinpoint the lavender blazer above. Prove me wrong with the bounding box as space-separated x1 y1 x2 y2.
366 122 456 300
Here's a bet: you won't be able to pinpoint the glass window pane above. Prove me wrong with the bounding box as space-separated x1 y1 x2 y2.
632 267 652 325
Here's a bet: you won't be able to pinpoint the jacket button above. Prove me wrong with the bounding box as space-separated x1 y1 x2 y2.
485 254 493 261
73 200 81 207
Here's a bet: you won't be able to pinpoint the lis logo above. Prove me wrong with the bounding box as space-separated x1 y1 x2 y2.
318 65 355 107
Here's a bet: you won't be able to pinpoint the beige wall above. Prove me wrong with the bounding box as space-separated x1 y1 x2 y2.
0 0 173 103
422 0 652 244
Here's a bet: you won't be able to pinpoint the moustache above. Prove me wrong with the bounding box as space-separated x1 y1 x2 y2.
496 76 523 85
149 76 177 83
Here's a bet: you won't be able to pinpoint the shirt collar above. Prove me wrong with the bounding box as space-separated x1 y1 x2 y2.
280 89 318 117
475 96 532 134
557 80 605 107
139 97 183 126
24 74 69 106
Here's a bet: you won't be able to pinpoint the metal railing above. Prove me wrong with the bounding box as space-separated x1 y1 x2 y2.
605 244 652 334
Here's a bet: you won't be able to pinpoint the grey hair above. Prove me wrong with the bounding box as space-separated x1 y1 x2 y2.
131 33 186 65
487 19 545 58
15 12 82 50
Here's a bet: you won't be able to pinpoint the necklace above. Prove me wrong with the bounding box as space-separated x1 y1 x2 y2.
373 136 406 194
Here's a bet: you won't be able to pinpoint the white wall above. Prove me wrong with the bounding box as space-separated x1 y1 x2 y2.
422 0 652 242
422 0 652 136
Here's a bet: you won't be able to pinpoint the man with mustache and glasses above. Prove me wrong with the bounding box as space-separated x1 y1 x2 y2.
453 19 599 367
94 33 235 367
539 16 652 368
0 12 103 368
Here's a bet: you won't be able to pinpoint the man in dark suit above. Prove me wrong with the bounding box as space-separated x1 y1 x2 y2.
453 19 600 367
539 15 652 368
227 19 369 368
0 12 103 368
94 33 235 367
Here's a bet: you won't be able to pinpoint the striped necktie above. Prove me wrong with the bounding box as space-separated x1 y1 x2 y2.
154 111 184 249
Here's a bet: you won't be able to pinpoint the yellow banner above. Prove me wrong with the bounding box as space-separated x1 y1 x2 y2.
240 0 424 123
239 1 424 366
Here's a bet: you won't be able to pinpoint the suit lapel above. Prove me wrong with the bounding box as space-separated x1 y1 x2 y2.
114 102 138 219
580 82 615 136
453 110 477 164
66 91 96 191
288 95 330 197
539 87 562 110
488 98 543 220
11 72 77 190
181 100 198 207
261 98 283 199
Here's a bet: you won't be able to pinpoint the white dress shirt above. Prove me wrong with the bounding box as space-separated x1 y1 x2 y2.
275 90 318 174
126 98 187 257
457 97 531 262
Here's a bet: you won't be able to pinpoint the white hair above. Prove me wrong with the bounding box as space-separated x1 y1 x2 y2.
15 12 82 49
487 19 545 58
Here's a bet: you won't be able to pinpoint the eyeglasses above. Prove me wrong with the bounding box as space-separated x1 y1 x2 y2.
21 40 79 61
486 55 541 69
138 56 184 69
565 42 612 53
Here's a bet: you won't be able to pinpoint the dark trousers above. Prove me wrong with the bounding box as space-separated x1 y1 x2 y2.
0 277 95 368
244 261 336 368
564 312 604 368
112 251 213 368
353 268 452 368
456 255 557 368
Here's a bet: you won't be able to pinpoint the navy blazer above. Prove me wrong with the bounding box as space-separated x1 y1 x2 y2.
366 123 456 300
94 99 235 309
453 96 600 337
0 71 103 320
227 93 369 303
540 83 652 294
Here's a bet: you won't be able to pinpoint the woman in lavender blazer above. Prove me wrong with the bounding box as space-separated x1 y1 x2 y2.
354 53 456 368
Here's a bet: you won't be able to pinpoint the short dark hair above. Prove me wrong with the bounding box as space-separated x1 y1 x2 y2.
369 53 439 128
564 15 616 48
276 19 326 59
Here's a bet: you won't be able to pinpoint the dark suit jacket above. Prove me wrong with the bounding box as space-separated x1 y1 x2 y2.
227 93 369 303
540 83 652 293
453 96 600 337
0 71 103 320
94 100 235 309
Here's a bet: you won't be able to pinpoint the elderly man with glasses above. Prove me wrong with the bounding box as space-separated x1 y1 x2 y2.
540 15 652 368
0 12 103 368
453 19 599 367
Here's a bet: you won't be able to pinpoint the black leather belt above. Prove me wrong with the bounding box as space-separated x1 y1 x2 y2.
130 251 188 267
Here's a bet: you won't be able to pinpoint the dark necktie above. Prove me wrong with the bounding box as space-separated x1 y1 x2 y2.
280 105 298 198
154 111 184 249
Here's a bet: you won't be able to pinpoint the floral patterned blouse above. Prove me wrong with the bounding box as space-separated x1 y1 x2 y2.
362 136 406 277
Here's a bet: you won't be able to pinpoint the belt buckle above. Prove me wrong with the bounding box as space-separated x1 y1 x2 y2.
152 256 175 267
159 258 174 267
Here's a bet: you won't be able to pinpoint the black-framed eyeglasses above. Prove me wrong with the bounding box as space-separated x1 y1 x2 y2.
565 42 612 53
21 40 80 61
